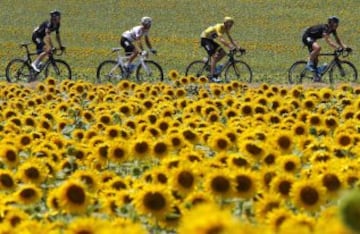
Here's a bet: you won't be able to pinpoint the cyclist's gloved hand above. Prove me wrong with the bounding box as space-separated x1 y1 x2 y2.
239 48 246 55
336 47 344 53
140 50 148 56
150 48 157 55
345 47 353 53
60 46 66 51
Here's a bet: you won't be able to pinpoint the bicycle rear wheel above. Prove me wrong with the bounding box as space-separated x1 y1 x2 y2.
288 61 314 84
44 59 72 81
185 60 208 77
224 60 252 83
5 59 32 83
329 61 358 84
96 60 125 84
136 60 163 82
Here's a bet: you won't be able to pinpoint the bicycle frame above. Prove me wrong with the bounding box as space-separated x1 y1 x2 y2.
317 52 345 76
110 48 151 75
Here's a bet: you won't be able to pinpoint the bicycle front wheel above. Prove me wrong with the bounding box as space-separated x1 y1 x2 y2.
5 59 32 83
288 61 314 84
96 60 125 84
136 60 163 82
44 59 72 81
185 60 208 77
329 61 358 84
224 60 252 83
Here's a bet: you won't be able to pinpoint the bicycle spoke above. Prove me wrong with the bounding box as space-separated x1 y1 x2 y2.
329 61 358 84
5 59 31 83
96 60 125 83
136 60 163 82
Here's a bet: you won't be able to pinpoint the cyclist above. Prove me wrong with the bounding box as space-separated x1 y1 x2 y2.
200 17 244 82
302 16 349 81
120 16 157 73
31 10 65 72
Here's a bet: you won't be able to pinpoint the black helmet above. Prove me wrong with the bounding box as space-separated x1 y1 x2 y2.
328 16 339 24
50 10 61 17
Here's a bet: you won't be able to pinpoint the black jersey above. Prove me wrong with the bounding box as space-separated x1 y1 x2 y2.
303 24 337 40
32 20 60 39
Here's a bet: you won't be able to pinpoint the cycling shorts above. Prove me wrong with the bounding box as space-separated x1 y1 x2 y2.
201 38 221 56
120 37 135 55
32 33 45 54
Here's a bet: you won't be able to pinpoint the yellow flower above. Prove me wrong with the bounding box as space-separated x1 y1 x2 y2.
15 184 43 205
290 179 326 212
58 180 90 214
16 158 48 184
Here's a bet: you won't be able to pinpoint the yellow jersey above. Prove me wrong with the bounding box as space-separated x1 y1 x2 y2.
200 23 226 39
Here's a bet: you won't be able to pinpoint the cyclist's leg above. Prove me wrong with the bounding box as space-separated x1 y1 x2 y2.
120 37 137 68
31 34 46 71
201 38 220 77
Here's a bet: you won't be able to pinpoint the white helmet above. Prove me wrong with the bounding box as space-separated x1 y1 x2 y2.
141 16 152 26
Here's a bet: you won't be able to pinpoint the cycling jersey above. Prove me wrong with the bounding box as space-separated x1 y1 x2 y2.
303 24 337 40
32 21 60 39
122 26 149 42
201 23 226 39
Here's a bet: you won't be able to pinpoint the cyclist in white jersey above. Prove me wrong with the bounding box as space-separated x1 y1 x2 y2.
120 16 157 71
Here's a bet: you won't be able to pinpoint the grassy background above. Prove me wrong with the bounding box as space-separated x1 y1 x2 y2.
0 0 359 83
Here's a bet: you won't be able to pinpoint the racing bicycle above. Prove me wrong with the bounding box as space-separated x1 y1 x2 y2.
5 42 71 82
288 48 357 84
185 49 253 83
96 48 163 83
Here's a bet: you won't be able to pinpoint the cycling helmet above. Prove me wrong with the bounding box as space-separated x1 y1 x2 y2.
328 16 339 24
141 16 152 26
224 16 234 23
50 9 61 17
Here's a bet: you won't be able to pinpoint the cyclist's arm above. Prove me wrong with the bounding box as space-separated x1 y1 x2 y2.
333 33 347 49
323 33 340 50
144 35 153 50
44 28 53 51
225 31 239 49
217 35 234 50
56 32 64 48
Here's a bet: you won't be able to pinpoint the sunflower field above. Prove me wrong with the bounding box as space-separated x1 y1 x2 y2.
1 1 360 234
0 76 360 233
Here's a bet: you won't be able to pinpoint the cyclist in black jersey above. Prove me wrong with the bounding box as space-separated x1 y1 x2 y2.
31 10 65 72
302 16 348 78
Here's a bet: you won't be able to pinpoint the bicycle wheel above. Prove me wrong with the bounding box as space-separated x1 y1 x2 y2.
5 59 32 83
288 61 314 84
44 59 72 81
136 60 163 82
224 60 252 83
96 60 125 83
185 60 209 77
329 61 358 84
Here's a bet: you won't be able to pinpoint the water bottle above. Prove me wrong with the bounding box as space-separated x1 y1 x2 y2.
317 63 328 75
215 64 223 75
129 64 136 72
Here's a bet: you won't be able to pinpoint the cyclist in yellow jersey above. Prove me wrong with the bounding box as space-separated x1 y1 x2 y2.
200 17 243 82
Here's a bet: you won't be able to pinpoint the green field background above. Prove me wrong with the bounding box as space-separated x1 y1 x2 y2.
0 0 359 83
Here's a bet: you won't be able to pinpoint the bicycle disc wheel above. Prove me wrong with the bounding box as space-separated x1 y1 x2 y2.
96 60 125 83
185 60 208 77
288 61 314 84
329 61 358 84
136 60 163 82
224 60 252 83
44 59 72 81
5 59 32 83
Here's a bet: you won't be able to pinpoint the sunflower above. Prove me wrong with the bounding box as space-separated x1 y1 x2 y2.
320 171 344 198
227 153 252 169
0 169 16 191
107 141 129 163
70 169 100 192
133 184 173 218
0 144 19 168
273 131 294 154
170 166 197 195
204 169 233 198
64 217 106 234
129 136 151 159
240 139 265 160
266 208 294 233
58 180 90 214
168 69 180 80
15 184 42 205
106 177 129 191
278 154 301 174
254 193 283 221
270 173 295 199
178 203 241 234
292 122 308 137
16 159 48 185
233 169 258 199
290 179 326 212
2 207 29 228
152 139 170 159
208 133 232 152
335 132 353 149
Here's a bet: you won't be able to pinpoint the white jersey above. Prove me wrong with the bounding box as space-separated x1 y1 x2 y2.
122 26 149 42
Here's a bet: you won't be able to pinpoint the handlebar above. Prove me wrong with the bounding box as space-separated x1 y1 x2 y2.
52 47 66 56
229 48 247 57
321 48 353 58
